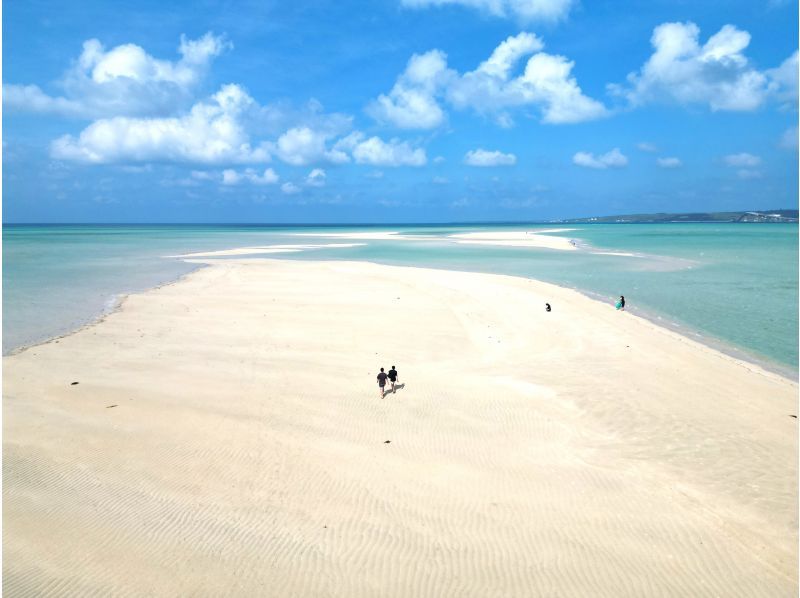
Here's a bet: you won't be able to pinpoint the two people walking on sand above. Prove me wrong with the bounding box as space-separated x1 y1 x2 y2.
377 366 399 398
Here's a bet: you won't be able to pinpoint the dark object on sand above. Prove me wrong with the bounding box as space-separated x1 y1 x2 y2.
384 440 391 444
106 404 118 409
790 415 797 419
70 381 79 386
545 303 551 312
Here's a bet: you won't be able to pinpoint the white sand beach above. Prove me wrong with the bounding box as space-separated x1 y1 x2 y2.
3 259 797 596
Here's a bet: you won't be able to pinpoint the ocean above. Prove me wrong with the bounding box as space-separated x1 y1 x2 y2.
3 223 797 375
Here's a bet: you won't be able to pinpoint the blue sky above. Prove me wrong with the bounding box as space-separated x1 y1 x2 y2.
3 0 798 223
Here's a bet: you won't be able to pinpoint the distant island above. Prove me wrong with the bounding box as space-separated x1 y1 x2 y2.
558 209 798 224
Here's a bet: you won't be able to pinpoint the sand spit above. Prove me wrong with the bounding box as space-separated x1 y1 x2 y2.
449 230 579 251
168 243 366 258
291 231 408 240
3 259 797 596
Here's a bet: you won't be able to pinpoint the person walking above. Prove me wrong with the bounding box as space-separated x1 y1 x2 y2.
377 368 388 398
388 366 399 393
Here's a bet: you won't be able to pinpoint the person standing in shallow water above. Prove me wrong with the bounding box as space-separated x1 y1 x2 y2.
388 366 398 393
616 295 626 311
377 368 388 398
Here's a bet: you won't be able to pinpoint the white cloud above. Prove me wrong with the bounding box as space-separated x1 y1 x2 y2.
49 83 427 169
724 152 761 167
275 126 350 166
248 168 280 185
657 157 682 168
766 51 799 108
433 155 446 163
4 33 229 118
191 167 279 186
573 148 628 169
281 182 301 194
369 32 607 129
737 169 763 179
780 126 798 150
637 142 658 152
400 0 575 22
367 50 452 129
306 168 327 187
336 132 427 166
51 84 272 164
464 148 517 166
611 22 796 112
222 169 241 185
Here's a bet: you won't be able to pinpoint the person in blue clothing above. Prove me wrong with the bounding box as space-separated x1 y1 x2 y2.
615 295 626 311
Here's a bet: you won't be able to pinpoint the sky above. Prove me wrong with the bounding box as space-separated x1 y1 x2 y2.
3 0 798 223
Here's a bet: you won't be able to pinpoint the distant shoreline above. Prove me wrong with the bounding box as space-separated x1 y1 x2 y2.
4 216 799 227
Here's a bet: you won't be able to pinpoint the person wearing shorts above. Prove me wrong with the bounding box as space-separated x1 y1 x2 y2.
388 366 398 393
377 368 388 398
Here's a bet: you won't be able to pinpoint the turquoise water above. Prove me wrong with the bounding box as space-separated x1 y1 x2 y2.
3 224 797 374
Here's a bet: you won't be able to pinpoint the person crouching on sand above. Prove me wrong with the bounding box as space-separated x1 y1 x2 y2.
377 368 388 398
388 366 398 393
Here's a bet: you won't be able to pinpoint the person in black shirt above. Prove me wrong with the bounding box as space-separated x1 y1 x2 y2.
377 368 388 398
388 366 398 393
545 303 551 312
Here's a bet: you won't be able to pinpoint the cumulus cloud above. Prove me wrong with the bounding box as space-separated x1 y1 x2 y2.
367 50 451 129
276 126 349 165
464 148 517 166
572 148 628 169
400 0 575 22
281 182 301 194
49 82 394 167
221 169 241 185
657 157 682 168
737 169 763 179
637 142 658 152
369 32 606 128
306 168 327 186
191 170 214 180
723 153 762 179
220 167 279 185
766 51 799 108
610 22 797 112
32 38 430 170
724 152 761 167
51 84 272 164
4 33 229 119
335 132 427 166
780 126 798 150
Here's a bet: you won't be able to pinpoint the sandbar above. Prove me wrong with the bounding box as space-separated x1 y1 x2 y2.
3 259 796 596
449 230 578 251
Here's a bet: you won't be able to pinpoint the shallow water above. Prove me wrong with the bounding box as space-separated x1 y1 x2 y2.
3 223 797 373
